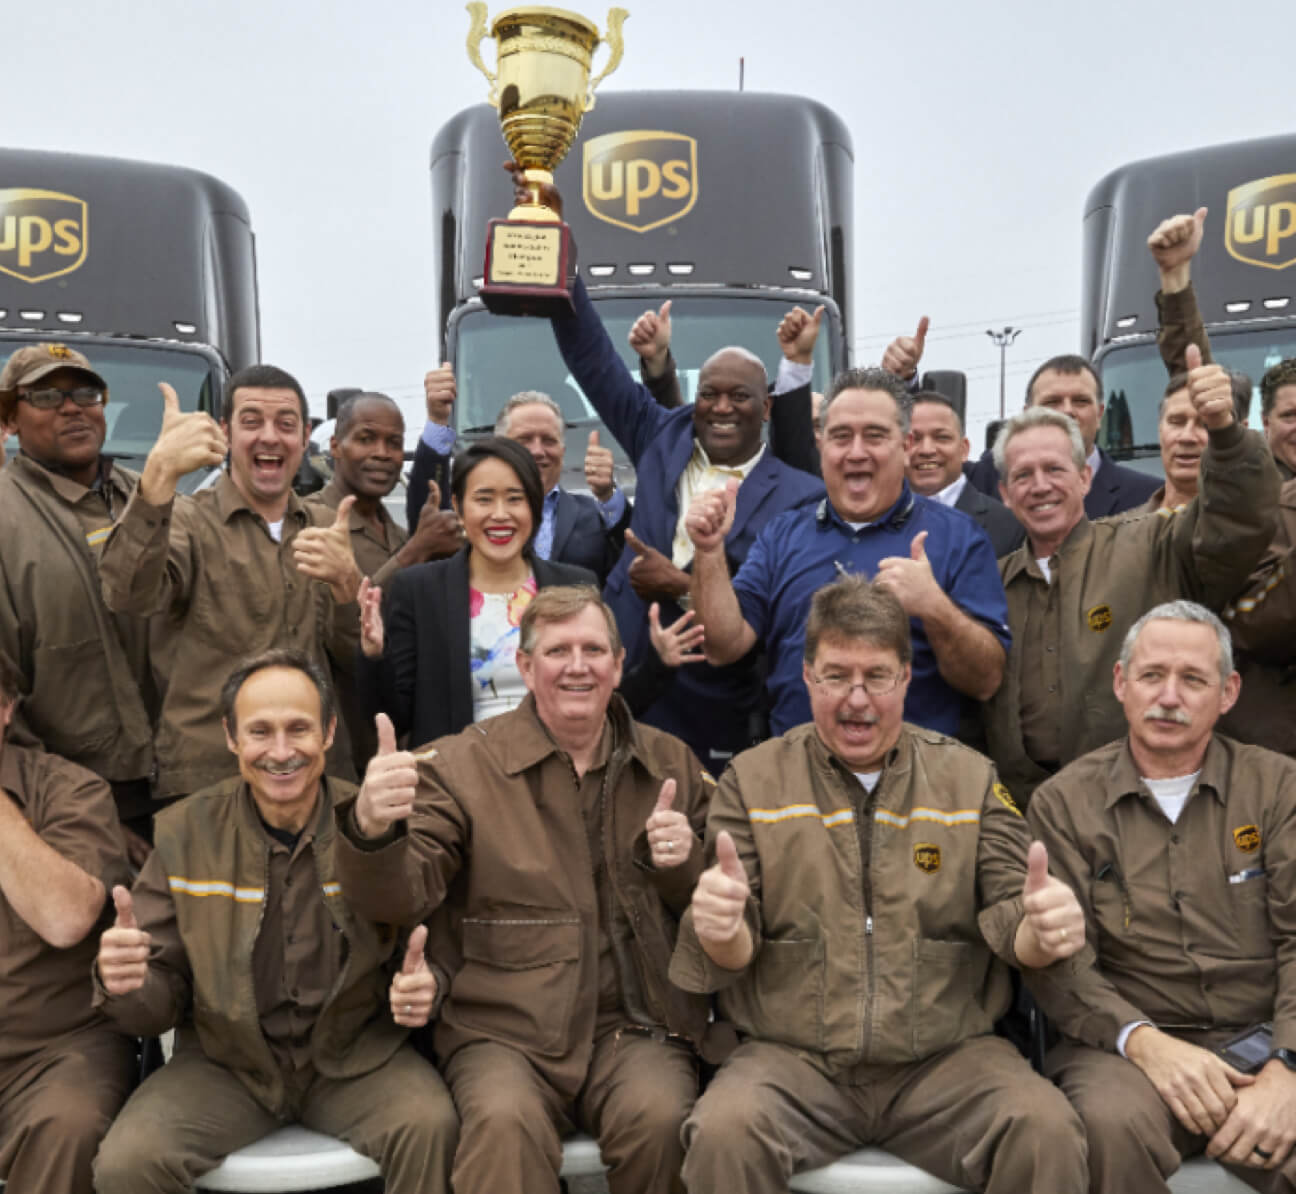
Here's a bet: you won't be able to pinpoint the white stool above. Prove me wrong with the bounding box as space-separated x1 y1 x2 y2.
789 1148 964 1193
193 1126 379 1192
560 1133 606 1177
1169 1157 1255 1192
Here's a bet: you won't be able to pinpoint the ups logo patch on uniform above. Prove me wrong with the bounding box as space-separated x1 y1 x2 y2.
1234 824 1261 853
914 843 941 874
993 783 1022 817
1087 605 1113 632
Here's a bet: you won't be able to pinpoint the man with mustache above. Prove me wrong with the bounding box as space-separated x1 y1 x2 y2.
1026 601 1296 1191
92 649 457 1193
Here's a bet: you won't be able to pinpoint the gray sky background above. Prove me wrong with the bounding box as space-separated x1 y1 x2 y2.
6 0 1294 448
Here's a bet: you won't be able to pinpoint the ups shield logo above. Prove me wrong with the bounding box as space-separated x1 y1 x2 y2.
582 131 698 233
1087 604 1113 633
913 843 941 874
1225 174 1296 270
1233 824 1261 854
0 189 88 284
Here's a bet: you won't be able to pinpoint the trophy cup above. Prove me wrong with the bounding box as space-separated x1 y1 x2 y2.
466 3 627 316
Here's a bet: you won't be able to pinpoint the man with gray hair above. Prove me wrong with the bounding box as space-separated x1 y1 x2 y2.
982 347 1279 806
1026 600 1296 1191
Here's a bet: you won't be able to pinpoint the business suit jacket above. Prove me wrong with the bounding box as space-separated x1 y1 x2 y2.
965 446 1161 520
406 437 454 530
357 549 595 751
552 276 824 763
954 482 1026 557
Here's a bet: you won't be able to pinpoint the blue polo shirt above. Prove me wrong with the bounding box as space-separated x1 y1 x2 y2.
733 483 1011 736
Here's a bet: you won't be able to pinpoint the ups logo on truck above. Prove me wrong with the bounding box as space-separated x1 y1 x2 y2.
582 131 698 233
0 189 87 284
1225 174 1296 270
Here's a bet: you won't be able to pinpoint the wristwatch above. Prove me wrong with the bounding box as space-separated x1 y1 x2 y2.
1271 1048 1296 1071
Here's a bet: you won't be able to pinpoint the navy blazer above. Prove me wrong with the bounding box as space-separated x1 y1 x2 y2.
406 437 454 530
552 276 824 763
954 482 1026 557
357 549 595 751
965 446 1161 520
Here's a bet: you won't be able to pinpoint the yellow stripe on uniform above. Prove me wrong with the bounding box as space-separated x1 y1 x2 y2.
874 808 980 829
167 877 264 902
320 882 341 897
85 526 112 546
412 747 439 761
749 804 855 827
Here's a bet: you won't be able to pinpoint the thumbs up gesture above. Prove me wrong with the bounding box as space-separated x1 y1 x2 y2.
97 885 152 996
881 316 930 381
777 305 826 366
389 924 438 1028
1185 343 1235 431
874 530 940 617
684 478 739 556
1015 841 1085 968
646 779 694 870
424 363 456 425
354 713 419 840
294 494 363 602
692 830 751 951
628 299 673 375
584 429 616 502
140 381 228 503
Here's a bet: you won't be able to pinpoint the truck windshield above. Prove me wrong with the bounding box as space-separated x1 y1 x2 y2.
453 296 834 437
1097 326 1296 459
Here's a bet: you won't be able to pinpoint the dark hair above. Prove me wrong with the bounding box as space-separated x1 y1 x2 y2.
335 391 402 440
450 436 545 555
803 575 913 667
518 584 622 654
219 648 335 733
910 389 965 435
223 364 309 426
0 653 20 706
823 367 911 433
1024 354 1103 408
1261 358 1296 418
1162 370 1252 425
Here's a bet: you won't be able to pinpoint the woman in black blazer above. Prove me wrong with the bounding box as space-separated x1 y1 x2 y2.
358 437 594 749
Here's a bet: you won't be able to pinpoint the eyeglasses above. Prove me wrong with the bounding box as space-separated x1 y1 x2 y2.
19 386 105 410
809 670 904 698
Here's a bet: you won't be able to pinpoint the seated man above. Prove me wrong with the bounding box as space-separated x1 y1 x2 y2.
0 655 135 1194
337 586 723 1194
671 576 1088 1193
1027 601 1296 1192
92 649 456 1194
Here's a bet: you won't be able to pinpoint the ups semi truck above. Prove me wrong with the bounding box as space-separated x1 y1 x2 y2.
0 148 259 487
1083 134 1296 469
431 90 853 487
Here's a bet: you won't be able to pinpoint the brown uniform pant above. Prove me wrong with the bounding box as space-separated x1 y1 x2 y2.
0 1028 135 1194
1048 1041 1296 1193
444 1027 699 1194
682 1035 1088 1194
92 1043 457 1194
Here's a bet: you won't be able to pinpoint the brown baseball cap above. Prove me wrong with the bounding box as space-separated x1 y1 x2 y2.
0 342 108 401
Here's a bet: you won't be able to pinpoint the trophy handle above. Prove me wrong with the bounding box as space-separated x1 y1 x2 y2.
465 2 500 108
584 7 628 111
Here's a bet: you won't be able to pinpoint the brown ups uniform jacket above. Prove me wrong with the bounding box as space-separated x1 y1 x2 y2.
98 472 360 797
1025 735 1296 1053
95 776 406 1117
303 477 408 588
0 455 154 782
670 723 1031 1077
984 422 1279 806
335 695 717 1100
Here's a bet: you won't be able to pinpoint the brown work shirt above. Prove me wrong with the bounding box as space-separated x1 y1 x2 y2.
304 477 408 588
0 744 131 1075
0 453 154 784
1026 735 1296 1053
1015 555 1064 765
98 471 359 797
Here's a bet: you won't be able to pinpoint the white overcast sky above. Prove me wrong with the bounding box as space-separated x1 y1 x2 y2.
6 0 1294 446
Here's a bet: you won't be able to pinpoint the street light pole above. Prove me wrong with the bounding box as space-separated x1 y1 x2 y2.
985 327 1022 420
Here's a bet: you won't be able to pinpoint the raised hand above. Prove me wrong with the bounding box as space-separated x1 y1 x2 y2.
1014 841 1085 967
1185 344 1235 431
404 479 464 562
1148 207 1207 287
645 779 694 869
97 886 151 996
354 713 418 839
294 495 363 602
777 305 825 365
647 603 706 667
624 529 690 601
881 316 929 380
628 300 672 375
874 530 941 617
584 430 616 502
684 478 739 556
424 364 456 425
505 160 563 219
140 382 228 502
692 831 750 946
390 923 438 1028
358 577 385 658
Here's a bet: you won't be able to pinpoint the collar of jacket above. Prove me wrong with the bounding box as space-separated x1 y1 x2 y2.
229 772 341 851
815 482 916 535
214 469 309 528
11 448 125 502
1000 514 1094 584
318 476 394 535
798 719 906 790
1103 734 1230 811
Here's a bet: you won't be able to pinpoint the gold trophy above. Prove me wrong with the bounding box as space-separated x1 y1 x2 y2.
466 2 627 315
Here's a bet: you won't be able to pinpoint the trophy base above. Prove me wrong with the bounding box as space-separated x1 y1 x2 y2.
480 217 576 317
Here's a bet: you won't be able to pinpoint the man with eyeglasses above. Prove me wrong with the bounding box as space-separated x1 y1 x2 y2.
671 574 1089 1193
0 343 156 847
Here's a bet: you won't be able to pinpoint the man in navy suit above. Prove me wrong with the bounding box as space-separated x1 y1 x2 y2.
550 274 824 769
